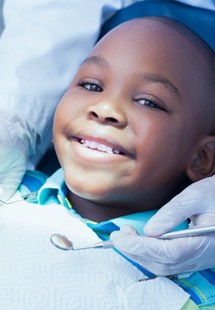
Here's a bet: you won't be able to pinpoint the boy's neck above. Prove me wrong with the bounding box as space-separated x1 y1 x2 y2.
68 192 136 223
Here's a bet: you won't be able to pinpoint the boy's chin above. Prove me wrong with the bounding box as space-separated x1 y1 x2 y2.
65 181 107 201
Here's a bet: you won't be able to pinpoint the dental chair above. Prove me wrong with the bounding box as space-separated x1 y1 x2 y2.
38 0 215 176
98 0 215 50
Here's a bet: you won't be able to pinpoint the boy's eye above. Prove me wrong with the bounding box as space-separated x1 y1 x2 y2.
78 81 103 92
136 98 166 111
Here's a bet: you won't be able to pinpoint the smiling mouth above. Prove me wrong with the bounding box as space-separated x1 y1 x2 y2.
78 138 126 156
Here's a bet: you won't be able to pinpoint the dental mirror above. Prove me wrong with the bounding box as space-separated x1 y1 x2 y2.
50 234 74 250
50 233 113 251
51 225 215 251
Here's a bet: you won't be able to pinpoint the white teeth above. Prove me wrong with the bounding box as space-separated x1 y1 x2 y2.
80 139 120 154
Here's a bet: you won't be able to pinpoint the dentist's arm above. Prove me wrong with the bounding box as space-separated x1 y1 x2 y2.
111 176 215 276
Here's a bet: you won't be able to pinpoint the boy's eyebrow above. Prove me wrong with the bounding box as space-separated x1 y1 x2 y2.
139 73 181 99
80 56 109 68
80 56 180 99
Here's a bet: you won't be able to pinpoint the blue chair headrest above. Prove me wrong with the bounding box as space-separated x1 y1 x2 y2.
99 0 215 52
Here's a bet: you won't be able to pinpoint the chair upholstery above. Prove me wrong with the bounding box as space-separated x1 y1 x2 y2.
98 0 215 51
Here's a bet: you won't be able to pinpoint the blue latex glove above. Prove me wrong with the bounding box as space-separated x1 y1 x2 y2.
111 176 215 276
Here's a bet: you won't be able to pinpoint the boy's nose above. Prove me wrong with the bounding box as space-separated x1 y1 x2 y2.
87 99 127 127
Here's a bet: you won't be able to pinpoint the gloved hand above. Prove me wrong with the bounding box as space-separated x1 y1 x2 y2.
110 176 215 276
0 114 36 201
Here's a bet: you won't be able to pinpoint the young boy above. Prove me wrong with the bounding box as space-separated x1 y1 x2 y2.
0 17 215 309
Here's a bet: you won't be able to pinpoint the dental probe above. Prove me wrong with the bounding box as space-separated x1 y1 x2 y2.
158 224 215 239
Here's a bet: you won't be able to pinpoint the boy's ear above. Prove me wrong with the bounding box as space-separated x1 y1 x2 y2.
185 136 215 182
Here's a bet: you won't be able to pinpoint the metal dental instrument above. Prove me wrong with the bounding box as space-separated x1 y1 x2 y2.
158 225 215 239
50 233 113 251
50 225 215 251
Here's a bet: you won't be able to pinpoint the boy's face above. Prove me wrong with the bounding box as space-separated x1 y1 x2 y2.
54 19 210 212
